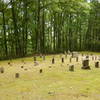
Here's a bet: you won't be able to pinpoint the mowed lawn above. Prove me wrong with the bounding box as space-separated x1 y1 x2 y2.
0 53 100 100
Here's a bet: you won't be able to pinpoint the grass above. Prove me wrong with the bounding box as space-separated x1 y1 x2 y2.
0 53 100 100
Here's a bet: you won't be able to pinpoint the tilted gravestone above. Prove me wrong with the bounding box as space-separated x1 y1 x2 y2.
69 65 74 72
15 73 19 78
95 62 99 68
0 67 4 73
81 57 90 70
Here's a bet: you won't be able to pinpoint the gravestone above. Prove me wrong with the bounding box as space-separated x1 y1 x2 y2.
52 58 55 64
92 56 94 60
62 57 64 63
76 57 78 62
39 69 43 73
43 55 45 60
8 62 12 66
21 66 24 68
0 67 4 73
95 62 99 68
72 52 78 58
69 57 72 63
95 56 97 60
34 56 36 62
69 65 74 71
15 73 19 78
81 58 90 70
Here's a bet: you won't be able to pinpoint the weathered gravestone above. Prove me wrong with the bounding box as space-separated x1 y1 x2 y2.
39 69 43 73
43 55 45 61
81 57 90 70
8 62 12 66
0 67 4 73
69 65 74 72
21 66 24 68
92 56 94 60
72 52 78 58
76 57 78 62
34 56 36 62
15 73 19 78
52 58 55 64
69 57 72 63
95 62 99 68
62 57 64 63
95 56 97 60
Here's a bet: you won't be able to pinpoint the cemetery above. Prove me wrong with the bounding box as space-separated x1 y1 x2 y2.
0 0 100 100
0 52 100 100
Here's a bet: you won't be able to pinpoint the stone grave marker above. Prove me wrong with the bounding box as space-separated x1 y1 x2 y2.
15 73 19 78
69 65 74 72
62 57 64 63
0 67 4 73
81 57 90 70
39 69 43 73
76 57 78 62
43 55 45 61
34 56 36 62
52 58 55 64
95 62 99 68
69 57 72 63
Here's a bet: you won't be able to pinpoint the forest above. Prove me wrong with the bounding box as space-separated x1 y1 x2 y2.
0 0 100 60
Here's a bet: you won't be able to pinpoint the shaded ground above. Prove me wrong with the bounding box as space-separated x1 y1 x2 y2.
0 53 100 100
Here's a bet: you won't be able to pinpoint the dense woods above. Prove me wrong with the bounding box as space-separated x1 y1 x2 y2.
0 0 100 60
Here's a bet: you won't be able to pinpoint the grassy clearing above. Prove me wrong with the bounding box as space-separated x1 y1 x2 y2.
0 54 100 100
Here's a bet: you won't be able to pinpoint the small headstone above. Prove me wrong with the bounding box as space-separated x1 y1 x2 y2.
69 65 74 71
95 62 99 68
0 67 4 73
52 58 55 64
39 69 43 73
95 56 97 60
15 73 19 78
62 57 64 63
69 57 72 63
43 55 45 60
21 66 24 68
92 56 94 60
81 59 90 70
8 62 12 66
34 56 36 62
76 57 78 62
